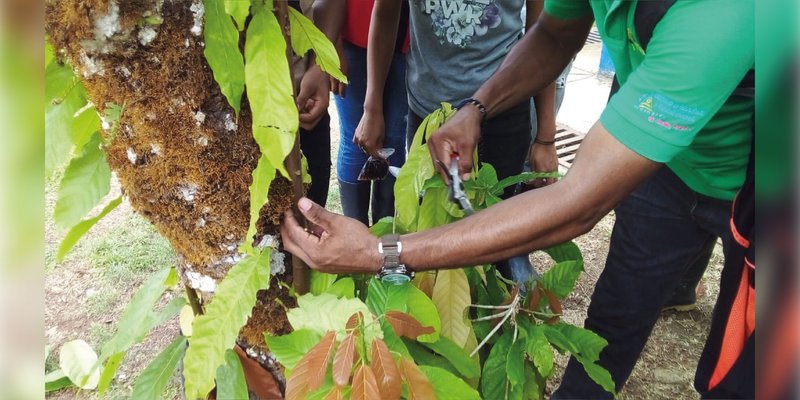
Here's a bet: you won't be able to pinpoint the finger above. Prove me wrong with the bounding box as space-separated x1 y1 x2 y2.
339 83 346 98
280 210 316 264
457 142 474 180
427 136 453 185
296 197 334 233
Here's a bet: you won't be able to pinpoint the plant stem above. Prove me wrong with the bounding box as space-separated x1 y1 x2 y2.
274 0 309 295
185 283 204 315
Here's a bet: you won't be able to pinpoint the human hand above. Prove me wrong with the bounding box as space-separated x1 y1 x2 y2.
353 110 385 158
426 105 482 183
281 198 382 274
297 65 330 130
527 141 559 188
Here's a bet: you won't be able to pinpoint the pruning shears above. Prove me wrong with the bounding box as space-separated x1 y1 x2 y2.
447 154 474 216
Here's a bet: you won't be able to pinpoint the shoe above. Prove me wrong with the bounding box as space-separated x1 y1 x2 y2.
662 285 697 312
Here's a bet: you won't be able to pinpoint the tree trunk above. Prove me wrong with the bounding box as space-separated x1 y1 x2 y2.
45 0 295 384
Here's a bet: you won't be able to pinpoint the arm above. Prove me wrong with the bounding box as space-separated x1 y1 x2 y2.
296 0 347 129
428 11 593 177
353 0 402 157
280 122 660 273
312 0 348 96
527 0 559 187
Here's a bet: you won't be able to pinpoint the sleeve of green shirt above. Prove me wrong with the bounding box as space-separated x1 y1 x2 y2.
544 0 592 19
600 0 754 163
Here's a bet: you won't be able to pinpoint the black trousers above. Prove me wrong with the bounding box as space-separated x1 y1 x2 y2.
299 112 331 207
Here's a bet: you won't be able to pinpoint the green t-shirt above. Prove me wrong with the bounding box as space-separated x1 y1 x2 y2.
545 0 754 200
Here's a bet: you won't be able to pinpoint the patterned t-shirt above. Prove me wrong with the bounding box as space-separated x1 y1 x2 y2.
407 0 524 116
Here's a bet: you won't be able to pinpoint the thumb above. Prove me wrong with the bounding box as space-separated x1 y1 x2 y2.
297 197 332 231
296 85 312 110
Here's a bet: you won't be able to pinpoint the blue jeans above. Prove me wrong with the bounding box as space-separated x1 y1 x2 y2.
553 167 732 398
334 42 407 224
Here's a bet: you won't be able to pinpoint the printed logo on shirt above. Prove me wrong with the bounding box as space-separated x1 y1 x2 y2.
634 93 706 132
422 0 501 47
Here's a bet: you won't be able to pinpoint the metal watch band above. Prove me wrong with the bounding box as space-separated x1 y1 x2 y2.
377 234 414 283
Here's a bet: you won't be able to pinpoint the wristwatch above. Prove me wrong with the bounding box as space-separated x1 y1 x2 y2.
376 234 414 285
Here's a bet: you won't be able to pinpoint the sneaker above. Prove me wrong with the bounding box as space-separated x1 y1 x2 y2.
663 280 706 312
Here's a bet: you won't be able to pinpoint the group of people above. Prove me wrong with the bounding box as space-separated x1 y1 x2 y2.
286 0 755 398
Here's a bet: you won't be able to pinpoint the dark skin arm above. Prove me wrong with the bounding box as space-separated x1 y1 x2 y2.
353 0 402 157
526 0 559 188
296 0 347 129
281 122 661 273
429 12 593 180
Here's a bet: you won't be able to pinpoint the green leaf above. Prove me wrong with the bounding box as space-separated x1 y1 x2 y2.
148 296 188 329
287 7 346 82
417 187 456 230
506 339 526 389
59 340 100 389
475 163 498 189
244 155 276 250
287 293 381 343
131 336 187 400
183 249 272 399
71 103 100 151
45 57 78 105
204 0 245 115
326 277 355 299
525 324 554 378
420 366 481 400
406 285 441 343
422 337 480 379
264 329 322 371
97 352 124 394
523 364 542 400
404 339 461 377
45 80 87 177
54 133 111 228
380 320 411 358
216 349 249 400
369 216 404 236
542 241 583 263
245 7 298 177
366 278 409 315
57 195 122 261
431 269 471 347
45 370 74 393
539 260 583 299
491 171 561 196
543 323 615 396
479 331 511 400
309 270 337 295
224 0 250 30
102 102 125 137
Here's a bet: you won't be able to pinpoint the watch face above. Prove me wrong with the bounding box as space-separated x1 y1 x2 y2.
380 273 411 285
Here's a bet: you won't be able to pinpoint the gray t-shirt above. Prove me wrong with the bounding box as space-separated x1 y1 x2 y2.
407 0 525 116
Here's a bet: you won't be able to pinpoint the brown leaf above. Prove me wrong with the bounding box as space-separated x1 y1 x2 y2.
399 357 436 400
385 311 435 340
527 284 542 311
371 339 401 400
543 289 562 325
351 364 381 400
332 333 357 387
323 386 343 400
346 312 362 331
285 331 337 400
233 346 282 400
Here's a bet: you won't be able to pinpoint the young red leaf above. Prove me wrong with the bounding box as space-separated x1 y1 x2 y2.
346 312 362 331
323 386 343 400
351 364 381 400
385 311 435 340
371 339 401 400
544 289 563 325
399 357 435 400
285 331 337 400
332 333 357 387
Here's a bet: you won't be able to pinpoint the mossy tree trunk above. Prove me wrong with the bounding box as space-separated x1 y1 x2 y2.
45 0 297 378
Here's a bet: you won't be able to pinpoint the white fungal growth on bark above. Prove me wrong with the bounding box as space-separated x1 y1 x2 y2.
94 1 121 41
150 143 162 156
197 136 208 146
80 52 103 77
196 218 206 228
178 184 199 202
126 148 138 164
138 26 158 46
190 2 204 36
193 111 206 125
116 66 132 79
257 235 286 276
186 271 217 292
224 113 237 132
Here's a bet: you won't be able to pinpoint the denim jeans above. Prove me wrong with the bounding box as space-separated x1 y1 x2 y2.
334 41 407 223
553 166 733 399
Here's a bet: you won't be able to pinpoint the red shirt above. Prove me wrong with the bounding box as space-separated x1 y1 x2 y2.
342 0 410 53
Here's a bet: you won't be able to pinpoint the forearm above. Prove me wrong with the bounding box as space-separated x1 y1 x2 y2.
312 0 346 43
474 13 592 119
401 122 661 271
533 81 557 141
364 0 401 113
